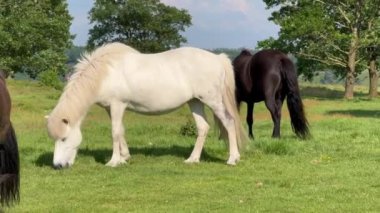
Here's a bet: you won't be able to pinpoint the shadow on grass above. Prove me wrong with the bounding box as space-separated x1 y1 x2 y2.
35 152 53 167
130 145 224 163
326 110 380 118
35 145 224 167
301 86 367 100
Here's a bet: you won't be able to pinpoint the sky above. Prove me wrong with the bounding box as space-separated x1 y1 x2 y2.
67 0 279 49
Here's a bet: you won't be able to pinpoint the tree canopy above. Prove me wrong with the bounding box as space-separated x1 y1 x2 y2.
259 0 380 98
0 0 72 78
87 0 192 52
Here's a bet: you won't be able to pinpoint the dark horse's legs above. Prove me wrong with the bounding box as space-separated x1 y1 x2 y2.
265 95 284 138
246 102 254 139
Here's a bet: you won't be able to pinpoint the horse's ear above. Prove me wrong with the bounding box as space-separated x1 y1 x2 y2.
241 49 252 56
62 118 69 125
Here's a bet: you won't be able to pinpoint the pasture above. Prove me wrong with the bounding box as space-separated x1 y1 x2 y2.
4 80 380 212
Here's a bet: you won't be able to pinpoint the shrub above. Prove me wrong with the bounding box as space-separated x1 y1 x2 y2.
38 70 63 90
179 120 197 137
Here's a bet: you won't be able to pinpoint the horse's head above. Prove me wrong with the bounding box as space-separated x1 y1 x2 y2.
46 115 82 169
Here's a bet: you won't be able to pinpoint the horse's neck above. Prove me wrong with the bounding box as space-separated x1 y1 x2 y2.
0 75 5 84
53 94 93 126
0 71 6 80
0 80 11 141
0 122 10 142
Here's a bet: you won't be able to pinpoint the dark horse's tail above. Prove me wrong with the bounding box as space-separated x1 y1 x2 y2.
280 58 310 139
0 123 20 206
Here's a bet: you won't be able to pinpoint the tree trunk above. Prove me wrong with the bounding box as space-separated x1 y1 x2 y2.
368 58 378 98
344 70 355 99
344 27 359 99
344 49 356 99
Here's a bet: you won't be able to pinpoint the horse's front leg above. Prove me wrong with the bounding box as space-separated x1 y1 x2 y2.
106 103 130 167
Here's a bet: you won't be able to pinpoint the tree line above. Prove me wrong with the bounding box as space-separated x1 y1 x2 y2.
0 0 191 80
1 0 379 99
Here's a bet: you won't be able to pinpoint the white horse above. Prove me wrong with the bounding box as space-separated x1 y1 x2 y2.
47 42 247 169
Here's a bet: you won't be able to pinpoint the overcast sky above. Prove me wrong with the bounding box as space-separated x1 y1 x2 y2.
67 0 279 49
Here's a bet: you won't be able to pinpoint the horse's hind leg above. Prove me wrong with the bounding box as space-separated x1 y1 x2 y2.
106 102 130 167
185 100 210 163
209 103 240 165
275 95 286 137
265 96 282 138
246 101 254 139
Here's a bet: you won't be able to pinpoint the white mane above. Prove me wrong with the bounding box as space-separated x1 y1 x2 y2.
48 43 139 136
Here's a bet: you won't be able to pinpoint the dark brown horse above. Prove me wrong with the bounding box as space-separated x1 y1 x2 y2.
233 49 309 139
0 71 19 206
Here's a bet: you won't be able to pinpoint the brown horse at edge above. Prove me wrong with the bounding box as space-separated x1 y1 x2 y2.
0 71 20 207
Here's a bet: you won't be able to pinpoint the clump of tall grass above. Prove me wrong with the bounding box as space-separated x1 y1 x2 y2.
179 120 197 137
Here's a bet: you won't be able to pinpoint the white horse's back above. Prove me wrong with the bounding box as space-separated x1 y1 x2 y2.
98 47 227 114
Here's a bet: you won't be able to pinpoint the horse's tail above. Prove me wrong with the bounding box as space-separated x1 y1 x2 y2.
0 123 20 206
280 58 310 139
214 54 249 150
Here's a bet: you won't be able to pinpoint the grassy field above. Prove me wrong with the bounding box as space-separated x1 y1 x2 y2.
3 80 380 212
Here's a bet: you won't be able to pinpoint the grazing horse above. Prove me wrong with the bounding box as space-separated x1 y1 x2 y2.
0 71 20 206
47 42 248 168
233 49 310 139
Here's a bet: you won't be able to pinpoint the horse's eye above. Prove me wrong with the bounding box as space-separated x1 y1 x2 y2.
62 138 66 142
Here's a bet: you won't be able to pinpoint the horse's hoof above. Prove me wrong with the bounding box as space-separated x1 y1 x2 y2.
227 161 236 166
53 162 71 170
106 159 126 167
121 154 131 161
184 157 200 164
227 155 240 165
106 161 119 167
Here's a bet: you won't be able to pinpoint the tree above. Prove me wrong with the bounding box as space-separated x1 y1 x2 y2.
361 5 380 98
0 0 72 79
367 46 379 98
66 46 86 64
260 0 380 99
88 0 192 52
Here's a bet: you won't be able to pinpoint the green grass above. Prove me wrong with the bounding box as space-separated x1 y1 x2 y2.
3 80 380 212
